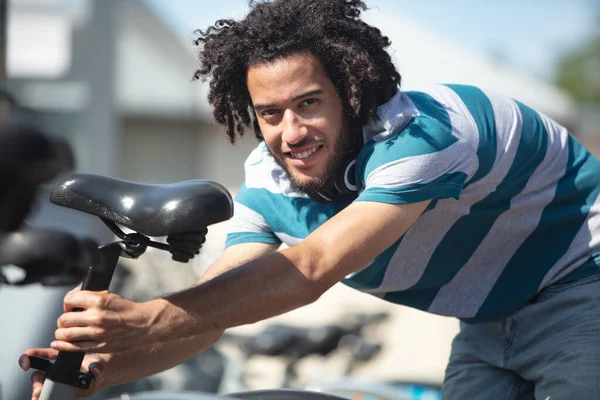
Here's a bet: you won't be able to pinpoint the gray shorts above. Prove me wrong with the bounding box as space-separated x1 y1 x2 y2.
442 273 600 400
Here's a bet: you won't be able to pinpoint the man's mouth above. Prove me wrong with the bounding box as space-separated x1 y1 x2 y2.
289 146 321 159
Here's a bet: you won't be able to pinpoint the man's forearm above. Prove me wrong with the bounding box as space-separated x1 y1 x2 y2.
99 330 223 390
147 247 325 343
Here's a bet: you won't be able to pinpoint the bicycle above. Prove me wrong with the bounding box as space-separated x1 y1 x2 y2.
1 111 441 400
4 170 234 400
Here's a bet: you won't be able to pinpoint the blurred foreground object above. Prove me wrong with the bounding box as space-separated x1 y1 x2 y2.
0 117 74 231
0 83 15 120
0 84 83 287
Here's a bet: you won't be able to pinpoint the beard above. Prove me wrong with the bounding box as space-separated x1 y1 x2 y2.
268 119 358 200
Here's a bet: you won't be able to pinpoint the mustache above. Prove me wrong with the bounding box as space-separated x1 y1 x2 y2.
281 137 324 153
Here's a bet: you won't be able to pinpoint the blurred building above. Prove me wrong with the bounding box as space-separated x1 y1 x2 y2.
6 0 580 191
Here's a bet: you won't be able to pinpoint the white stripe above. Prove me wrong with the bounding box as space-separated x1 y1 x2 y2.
428 109 569 317
225 202 272 235
363 92 524 294
364 140 477 189
364 84 483 191
274 232 303 247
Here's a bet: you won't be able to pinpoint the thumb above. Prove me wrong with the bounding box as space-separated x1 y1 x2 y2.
82 354 105 377
88 361 103 378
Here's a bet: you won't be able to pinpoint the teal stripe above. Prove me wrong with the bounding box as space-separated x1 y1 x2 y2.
345 175 465 289
406 100 548 299
225 232 281 248
355 172 467 204
356 91 456 187
235 184 352 240
382 287 442 311
445 84 497 186
473 133 600 322
342 239 403 290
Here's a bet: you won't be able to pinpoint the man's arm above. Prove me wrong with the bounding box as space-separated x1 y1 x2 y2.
97 241 279 387
32 242 278 393
148 200 430 339
50 200 428 353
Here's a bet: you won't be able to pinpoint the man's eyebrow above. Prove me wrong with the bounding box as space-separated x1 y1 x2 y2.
253 89 324 111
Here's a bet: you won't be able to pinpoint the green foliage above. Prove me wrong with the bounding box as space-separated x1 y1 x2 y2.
555 15 600 105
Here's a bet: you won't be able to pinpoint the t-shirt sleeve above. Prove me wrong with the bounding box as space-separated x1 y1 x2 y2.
355 118 477 205
224 184 282 248
224 145 282 248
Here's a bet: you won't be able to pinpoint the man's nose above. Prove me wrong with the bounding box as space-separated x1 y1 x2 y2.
281 109 308 145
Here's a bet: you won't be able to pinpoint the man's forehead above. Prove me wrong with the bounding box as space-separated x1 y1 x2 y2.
246 52 331 105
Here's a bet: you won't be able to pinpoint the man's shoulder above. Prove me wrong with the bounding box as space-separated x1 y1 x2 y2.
359 86 462 161
355 84 482 187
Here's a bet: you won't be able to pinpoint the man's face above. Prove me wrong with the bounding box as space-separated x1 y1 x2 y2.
246 51 352 196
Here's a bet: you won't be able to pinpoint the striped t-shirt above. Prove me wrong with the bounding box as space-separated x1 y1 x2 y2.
225 84 600 323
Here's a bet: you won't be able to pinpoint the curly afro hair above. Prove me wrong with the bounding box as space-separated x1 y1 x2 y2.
193 0 401 144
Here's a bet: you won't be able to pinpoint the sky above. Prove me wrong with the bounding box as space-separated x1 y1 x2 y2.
145 0 599 83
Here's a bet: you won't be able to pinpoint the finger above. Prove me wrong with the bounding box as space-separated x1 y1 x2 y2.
55 326 105 342
68 283 83 294
63 290 109 311
19 348 59 370
88 360 104 378
57 309 99 328
64 283 83 312
22 347 60 359
51 340 106 353
31 370 46 400
81 353 104 371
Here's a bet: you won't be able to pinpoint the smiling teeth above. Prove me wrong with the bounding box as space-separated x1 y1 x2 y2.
291 148 318 159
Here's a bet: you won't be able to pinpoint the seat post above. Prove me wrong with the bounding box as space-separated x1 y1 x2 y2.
37 241 123 400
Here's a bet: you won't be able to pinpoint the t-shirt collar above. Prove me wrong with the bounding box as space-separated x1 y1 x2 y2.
362 88 419 142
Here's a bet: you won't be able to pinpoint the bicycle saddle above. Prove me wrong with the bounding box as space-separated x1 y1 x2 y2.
50 173 233 237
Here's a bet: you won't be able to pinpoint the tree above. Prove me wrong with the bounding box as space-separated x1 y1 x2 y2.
555 15 600 106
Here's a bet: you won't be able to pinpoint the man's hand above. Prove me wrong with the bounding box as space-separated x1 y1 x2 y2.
19 348 104 399
52 290 158 353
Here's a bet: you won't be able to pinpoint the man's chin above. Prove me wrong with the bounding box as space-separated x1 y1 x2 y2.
288 173 325 195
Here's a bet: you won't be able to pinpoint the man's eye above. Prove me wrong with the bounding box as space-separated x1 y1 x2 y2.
300 98 319 107
261 109 279 117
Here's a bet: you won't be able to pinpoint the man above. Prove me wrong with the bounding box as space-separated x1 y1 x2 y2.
21 0 600 399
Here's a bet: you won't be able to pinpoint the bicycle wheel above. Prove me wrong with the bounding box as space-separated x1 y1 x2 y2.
103 390 234 400
306 378 441 400
227 389 351 400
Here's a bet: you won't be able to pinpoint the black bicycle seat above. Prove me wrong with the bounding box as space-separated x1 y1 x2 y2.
50 173 233 237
